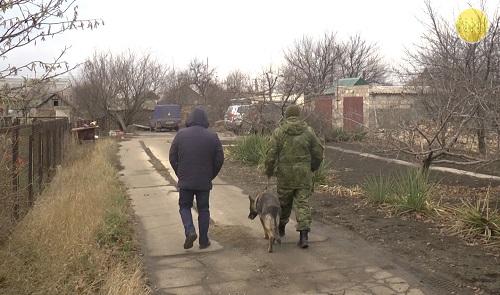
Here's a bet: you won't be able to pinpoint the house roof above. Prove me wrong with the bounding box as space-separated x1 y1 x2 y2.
338 77 369 87
36 92 77 109
323 77 369 95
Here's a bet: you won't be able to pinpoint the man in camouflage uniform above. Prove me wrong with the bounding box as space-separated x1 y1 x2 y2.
265 104 324 248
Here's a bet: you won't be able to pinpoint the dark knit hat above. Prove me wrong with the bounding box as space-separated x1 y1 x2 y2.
285 105 300 118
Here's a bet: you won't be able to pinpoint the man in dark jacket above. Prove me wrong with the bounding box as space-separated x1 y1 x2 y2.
169 108 224 249
265 104 324 249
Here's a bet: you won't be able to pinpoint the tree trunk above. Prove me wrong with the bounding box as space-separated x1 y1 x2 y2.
477 123 486 155
418 151 434 177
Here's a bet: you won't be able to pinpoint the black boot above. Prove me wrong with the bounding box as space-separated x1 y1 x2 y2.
279 224 286 237
298 230 309 248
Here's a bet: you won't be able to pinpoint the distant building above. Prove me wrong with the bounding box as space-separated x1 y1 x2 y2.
306 77 420 131
0 76 71 118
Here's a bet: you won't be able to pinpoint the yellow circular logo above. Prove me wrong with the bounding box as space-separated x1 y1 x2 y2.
456 8 488 43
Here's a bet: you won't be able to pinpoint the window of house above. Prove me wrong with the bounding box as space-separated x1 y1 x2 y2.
52 98 59 107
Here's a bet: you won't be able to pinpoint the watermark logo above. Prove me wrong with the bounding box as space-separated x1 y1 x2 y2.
456 8 488 43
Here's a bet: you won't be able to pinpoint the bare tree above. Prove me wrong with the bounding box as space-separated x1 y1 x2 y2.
161 69 191 107
339 34 390 85
0 0 102 79
283 32 390 95
283 32 341 95
389 0 500 173
0 0 102 118
240 64 304 135
224 69 252 96
71 50 169 130
184 58 217 103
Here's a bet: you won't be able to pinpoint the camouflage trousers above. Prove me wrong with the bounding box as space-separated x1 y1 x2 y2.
277 187 312 231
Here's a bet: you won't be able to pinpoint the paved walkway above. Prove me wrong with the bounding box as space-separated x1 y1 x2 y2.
119 135 441 295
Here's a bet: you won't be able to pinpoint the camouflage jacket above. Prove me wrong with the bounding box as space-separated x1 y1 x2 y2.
265 117 324 189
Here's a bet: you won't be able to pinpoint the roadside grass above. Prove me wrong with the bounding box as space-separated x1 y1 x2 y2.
0 139 151 295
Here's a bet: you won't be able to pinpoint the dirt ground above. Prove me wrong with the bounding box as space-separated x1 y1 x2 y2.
217 140 500 295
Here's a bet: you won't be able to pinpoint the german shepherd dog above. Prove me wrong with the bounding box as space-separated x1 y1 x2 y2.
248 192 282 252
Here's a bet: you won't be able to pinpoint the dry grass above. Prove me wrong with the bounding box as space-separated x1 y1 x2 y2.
0 139 152 295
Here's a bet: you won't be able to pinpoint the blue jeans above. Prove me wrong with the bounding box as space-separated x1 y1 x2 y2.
178 189 210 246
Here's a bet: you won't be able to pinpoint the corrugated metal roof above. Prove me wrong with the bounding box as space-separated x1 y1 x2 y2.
324 86 336 95
322 77 369 94
338 77 368 86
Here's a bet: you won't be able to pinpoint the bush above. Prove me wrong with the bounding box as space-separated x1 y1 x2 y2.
392 168 437 214
327 127 367 142
362 168 437 214
226 135 270 166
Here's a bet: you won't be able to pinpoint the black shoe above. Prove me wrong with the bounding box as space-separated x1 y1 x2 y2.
298 230 308 249
183 232 197 249
199 240 211 249
279 224 286 237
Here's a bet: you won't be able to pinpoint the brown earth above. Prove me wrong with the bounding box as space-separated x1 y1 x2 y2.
217 140 500 295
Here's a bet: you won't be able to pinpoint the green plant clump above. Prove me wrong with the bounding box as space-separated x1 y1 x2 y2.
363 173 395 204
327 127 367 142
362 168 437 214
452 190 500 242
392 169 436 214
227 135 270 166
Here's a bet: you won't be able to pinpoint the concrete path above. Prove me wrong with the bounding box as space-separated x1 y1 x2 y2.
119 134 442 295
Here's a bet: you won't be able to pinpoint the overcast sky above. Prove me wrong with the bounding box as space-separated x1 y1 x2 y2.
5 0 499 80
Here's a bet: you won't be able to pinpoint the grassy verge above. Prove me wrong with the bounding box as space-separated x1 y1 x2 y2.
0 139 151 295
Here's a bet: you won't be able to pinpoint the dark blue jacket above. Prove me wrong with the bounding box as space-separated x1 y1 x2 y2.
169 108 224 190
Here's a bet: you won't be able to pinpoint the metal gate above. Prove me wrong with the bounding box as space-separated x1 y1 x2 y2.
343 96 363 131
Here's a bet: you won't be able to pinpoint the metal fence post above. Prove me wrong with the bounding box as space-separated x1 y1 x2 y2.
28 134 34 206
12 123 19 220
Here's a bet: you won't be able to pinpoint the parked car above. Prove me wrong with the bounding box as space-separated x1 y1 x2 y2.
223 104 250 134
149 104 182 132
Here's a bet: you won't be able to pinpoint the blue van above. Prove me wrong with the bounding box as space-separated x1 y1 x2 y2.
149 104 182 132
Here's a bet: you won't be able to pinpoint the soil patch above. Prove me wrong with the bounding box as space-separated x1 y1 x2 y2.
217 142 500 295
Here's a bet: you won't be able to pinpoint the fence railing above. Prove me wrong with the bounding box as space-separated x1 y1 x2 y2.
1 118 69 243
